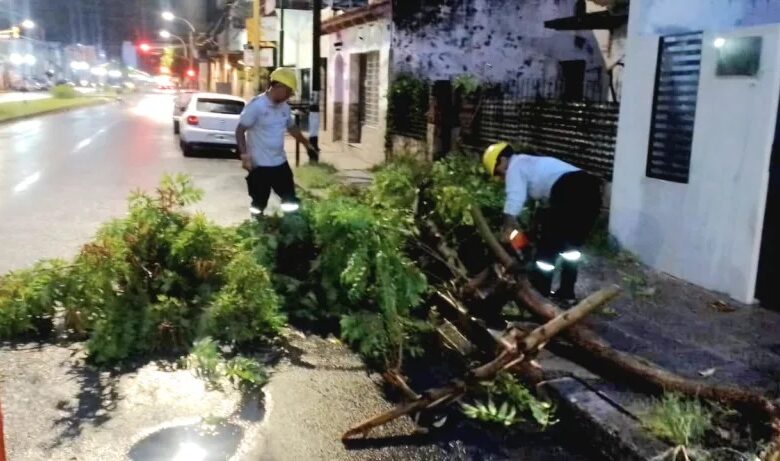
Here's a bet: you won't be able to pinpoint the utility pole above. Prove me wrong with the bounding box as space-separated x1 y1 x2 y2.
251 0 263 93
279 0 284 67
309 0 321 162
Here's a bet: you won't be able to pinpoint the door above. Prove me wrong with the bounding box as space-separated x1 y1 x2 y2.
757 112 780 309
560 60 585 101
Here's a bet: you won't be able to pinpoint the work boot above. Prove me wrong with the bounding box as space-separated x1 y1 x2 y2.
558 258 579 297
529 260 554 296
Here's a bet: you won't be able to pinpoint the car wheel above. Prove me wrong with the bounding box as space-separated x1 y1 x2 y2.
180 141 194 157
173 121 180 135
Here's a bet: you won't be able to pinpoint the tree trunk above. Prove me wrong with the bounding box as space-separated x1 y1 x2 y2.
343 287 618 440
469 206 779 420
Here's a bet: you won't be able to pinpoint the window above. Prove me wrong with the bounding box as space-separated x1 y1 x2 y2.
196 98 245 114
362 51 380 126
646 32 703 183
716 36 762 77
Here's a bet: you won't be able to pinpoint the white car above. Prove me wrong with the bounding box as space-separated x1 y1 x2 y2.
179 92 245 157
172 89 197 135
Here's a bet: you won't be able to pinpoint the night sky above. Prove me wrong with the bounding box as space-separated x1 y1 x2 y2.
0 0 213 57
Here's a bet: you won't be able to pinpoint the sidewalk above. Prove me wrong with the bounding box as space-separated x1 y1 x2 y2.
284 134 376 185
535 252 780 459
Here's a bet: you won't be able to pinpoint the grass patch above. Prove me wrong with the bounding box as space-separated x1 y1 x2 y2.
0 97 110 123
295 163 339 190
641 393 713 447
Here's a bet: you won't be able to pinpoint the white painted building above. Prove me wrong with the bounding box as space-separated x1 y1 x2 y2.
318 0 627 166
319 0 392 166
610 0 780 307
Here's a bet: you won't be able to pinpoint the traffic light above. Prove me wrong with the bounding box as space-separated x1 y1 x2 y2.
138 43 151 53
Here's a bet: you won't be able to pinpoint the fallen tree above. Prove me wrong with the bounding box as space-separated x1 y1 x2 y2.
342 286 621 440
470 206 780 421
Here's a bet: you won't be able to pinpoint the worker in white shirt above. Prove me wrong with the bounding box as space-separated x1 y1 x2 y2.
482 142 602 302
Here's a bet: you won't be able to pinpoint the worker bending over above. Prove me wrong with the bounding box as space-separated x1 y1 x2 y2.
483 142 602 302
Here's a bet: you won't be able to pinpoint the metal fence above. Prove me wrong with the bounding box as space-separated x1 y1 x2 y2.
462 98 620 179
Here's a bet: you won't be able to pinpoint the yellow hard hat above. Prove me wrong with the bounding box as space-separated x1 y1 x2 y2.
270 67 297 93
482 142 510 176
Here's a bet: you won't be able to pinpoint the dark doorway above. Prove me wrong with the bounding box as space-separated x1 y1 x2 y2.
299 68 311 102
320 57 327 131
757 108 780 309
560 60 585 101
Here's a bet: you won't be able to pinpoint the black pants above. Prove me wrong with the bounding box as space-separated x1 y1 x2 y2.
530 171 602 299
246 162 298 211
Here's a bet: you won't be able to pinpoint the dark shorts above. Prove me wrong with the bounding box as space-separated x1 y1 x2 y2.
245 162 298 210
536 171 602 262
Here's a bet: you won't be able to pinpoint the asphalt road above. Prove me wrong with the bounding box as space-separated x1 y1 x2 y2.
0 93 249 274
0 94 588 460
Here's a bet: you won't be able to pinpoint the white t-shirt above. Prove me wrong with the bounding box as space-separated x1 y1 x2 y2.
238 93 294 167
504 154 580 216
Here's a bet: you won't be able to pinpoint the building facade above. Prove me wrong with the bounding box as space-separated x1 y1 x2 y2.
319 0 626 166
610 0 780 306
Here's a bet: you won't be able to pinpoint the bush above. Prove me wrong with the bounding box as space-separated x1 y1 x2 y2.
641 393 713 446
50 84 77 99
310 195 428 367
0 260 68 339
0 174 283 364
202 252 284 344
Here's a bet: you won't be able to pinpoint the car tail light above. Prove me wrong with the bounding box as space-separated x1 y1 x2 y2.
186 115 199 126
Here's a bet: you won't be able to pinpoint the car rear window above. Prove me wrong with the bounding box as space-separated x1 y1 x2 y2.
196 98 245 114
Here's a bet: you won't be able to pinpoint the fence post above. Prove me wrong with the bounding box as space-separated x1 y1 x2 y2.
1 398 6 461
429 80 453 160
294 110 301 167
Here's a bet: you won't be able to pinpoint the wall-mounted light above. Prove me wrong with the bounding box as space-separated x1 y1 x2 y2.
714 37 726 48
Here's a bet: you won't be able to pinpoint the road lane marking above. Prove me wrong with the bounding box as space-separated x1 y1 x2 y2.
75 138 93 151
72 120 119 153
13 172 40 193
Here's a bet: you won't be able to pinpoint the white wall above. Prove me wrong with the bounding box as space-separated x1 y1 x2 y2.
280 9 313 69
321 17 392 166
610 11 780 302
392 0 607 85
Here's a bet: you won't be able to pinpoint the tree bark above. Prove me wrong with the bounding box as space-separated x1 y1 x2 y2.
342 288 617 440
470 205 779 420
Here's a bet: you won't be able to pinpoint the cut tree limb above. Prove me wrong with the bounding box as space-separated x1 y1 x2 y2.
470 205 780 420
342 287 617 440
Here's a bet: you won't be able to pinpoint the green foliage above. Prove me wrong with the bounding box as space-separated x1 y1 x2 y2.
309 196 428 366
641 394 713 447
185 337 268 392
386 74 428 150
50 84 77 99
0 174 282 365
203 252 284 345
295 163 339 191
464 372 557 430
186 337 223 387
462 398 520 427
0 260 68 339
453 74 481 95
225 355 269 392
367 156 430 212
428 153 503 226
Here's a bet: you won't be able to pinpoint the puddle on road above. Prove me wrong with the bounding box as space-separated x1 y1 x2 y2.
128 394 265 461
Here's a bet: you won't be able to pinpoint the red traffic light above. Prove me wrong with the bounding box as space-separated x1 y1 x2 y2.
186 69 196 78
138 43 151 53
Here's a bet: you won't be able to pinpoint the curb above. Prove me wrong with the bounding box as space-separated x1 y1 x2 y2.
541 377 670 461
0 97 116 125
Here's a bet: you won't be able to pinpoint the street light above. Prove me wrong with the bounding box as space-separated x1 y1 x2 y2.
159 29 189 58
161 10 197 87
20 19 35 29
161 11 196 33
